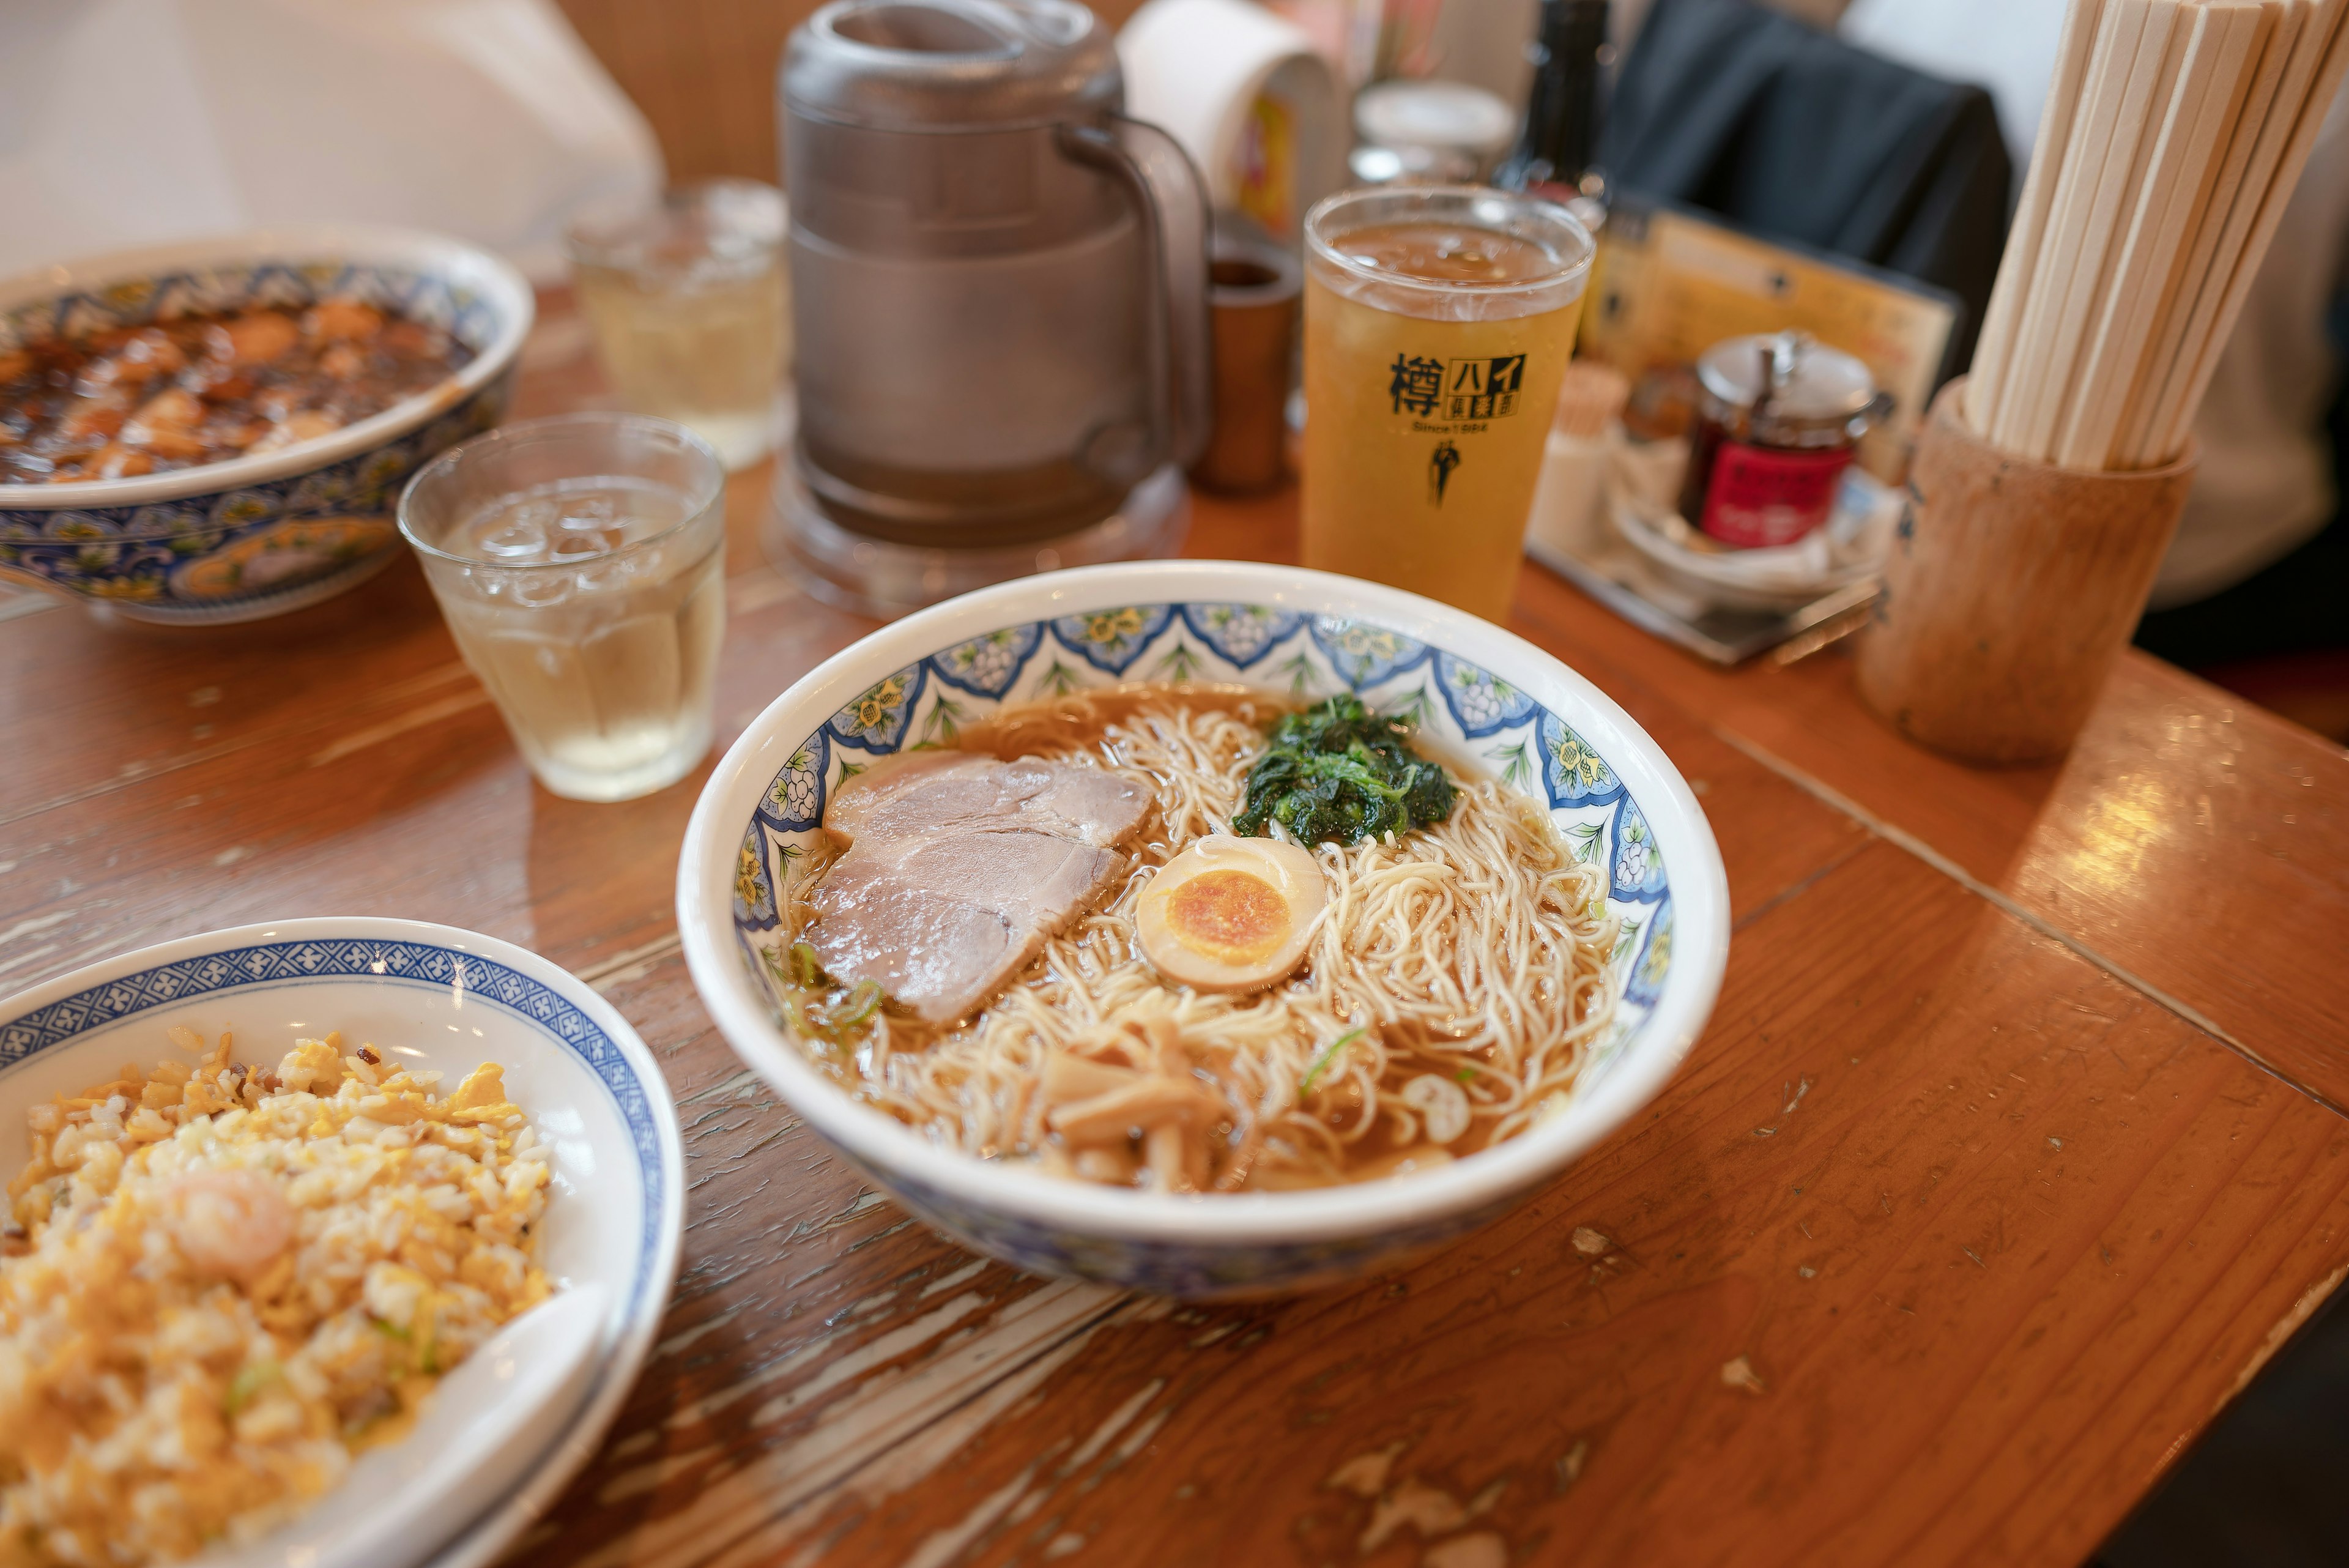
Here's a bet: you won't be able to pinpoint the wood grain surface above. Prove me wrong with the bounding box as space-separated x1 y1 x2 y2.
4 294 2347 1568
1506 536 2349 1112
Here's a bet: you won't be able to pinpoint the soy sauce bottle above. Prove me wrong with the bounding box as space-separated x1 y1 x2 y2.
1496 0 1611 206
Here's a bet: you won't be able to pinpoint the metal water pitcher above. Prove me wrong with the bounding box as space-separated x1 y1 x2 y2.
779 0 1211 594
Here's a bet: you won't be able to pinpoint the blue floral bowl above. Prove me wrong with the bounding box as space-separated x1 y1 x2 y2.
678 562 1730 1298
0 226 533 624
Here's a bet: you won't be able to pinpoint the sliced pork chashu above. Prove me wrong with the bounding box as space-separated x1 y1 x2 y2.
822 751 1150 849
806 753 1152 1023
807 830 1128 1020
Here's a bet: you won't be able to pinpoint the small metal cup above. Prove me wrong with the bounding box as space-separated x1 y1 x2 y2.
1190 234 1302 494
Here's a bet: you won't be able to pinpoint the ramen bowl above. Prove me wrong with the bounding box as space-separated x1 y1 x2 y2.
677 561 1728 1297
0 226 532 624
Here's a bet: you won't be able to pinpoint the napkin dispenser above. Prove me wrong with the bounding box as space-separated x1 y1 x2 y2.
781 0 1211 574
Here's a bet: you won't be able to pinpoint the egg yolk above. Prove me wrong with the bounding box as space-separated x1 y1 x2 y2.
1163 870 1290 962
1135 832 1326 994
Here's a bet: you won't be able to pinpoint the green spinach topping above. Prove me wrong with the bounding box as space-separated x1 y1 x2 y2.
1232 694 1457 846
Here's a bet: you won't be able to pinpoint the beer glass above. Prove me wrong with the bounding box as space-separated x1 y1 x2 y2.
1301 187 1594 620
399 414 727 802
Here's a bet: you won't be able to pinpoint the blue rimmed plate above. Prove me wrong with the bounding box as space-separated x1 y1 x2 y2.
0 918 683 1568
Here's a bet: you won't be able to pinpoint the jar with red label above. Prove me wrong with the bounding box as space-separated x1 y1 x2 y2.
1675 332 1887 549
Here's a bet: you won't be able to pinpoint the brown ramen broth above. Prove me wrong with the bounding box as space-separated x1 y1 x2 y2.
0 299 473 485
771 685 1622 1191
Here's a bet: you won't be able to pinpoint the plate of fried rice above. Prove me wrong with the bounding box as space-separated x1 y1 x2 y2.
0 919 683 1568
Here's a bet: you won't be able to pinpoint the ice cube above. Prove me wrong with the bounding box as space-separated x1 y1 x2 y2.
469 499 556 562
508 568 574 608
574 551 638 595
613 510 674 548
558 492 617 530
550 529 617 562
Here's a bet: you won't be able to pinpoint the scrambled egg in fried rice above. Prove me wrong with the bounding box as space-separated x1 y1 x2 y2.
0 1027 554 1567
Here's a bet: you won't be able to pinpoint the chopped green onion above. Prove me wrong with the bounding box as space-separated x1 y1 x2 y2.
830 979 883 1030
224 1360 281 1414
1299 1027 1367 1097
792 942 824 988
782 972 885 1050
1454 1066 1477 1083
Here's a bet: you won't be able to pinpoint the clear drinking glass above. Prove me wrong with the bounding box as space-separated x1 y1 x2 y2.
1301 186 1594 621
567 180 790 471
399 414 727 802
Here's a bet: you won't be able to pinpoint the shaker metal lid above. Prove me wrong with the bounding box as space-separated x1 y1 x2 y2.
1694 332 1876 420
1352 80 1519 160
1347 143 1479 187
784 0 1123 130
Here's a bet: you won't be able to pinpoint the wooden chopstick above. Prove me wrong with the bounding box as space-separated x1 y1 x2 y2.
2112 0 2298 463
1968 0 2111 436
1995 0 2177 459
2145 0 2349 460
1965 0 2349 472
2058 0 2268 469
1990 0 2149 452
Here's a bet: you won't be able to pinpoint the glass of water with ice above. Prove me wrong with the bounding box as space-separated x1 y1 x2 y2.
567 180 790 471
398 413 727 802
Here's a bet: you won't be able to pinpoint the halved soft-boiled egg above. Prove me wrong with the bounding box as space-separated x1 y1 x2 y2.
1136 834 1327 993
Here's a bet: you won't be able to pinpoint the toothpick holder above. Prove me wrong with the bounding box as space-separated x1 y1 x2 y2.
1856 377 2198 765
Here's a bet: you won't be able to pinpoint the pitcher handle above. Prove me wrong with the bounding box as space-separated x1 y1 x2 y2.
1056 116 1212 470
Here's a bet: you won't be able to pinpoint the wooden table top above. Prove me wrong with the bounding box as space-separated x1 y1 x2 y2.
7 296 2348 1568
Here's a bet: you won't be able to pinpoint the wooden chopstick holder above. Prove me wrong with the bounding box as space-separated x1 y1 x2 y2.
1858 378 2198 762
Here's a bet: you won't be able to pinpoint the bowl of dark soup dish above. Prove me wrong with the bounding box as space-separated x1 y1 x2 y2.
0 226 531 623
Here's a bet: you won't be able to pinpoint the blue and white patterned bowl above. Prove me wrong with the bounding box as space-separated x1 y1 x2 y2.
0 227 533 624
679 562 1729 1298
0 918 684 1568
